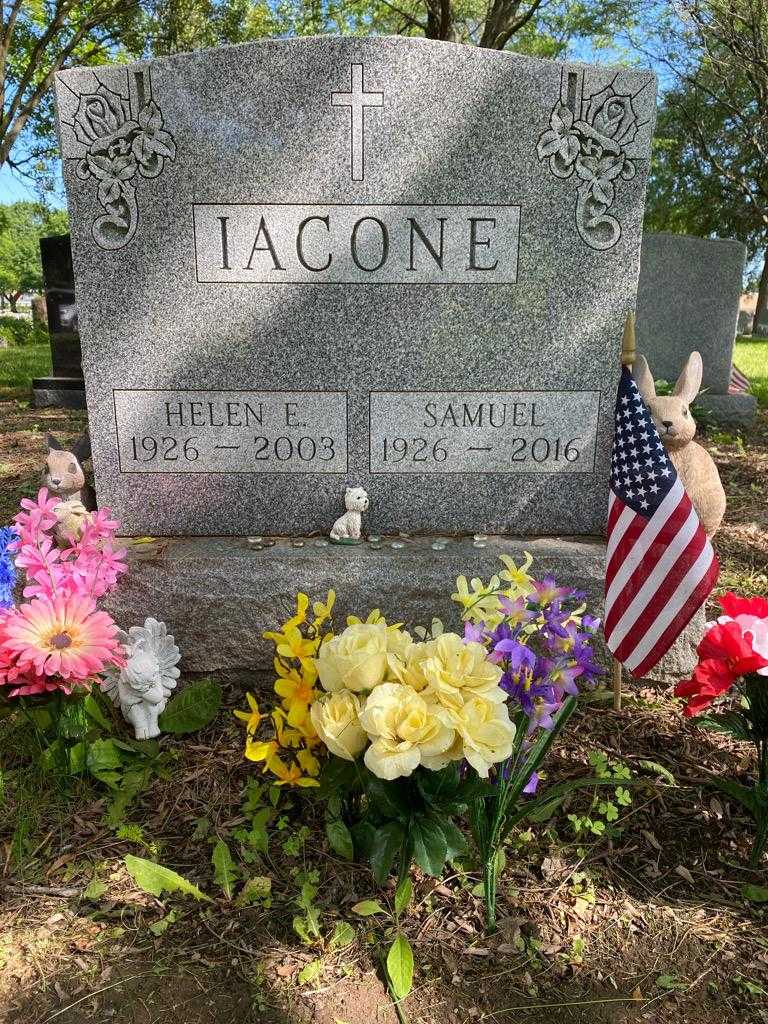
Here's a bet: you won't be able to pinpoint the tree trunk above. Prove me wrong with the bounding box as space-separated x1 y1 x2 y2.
754 251 768 331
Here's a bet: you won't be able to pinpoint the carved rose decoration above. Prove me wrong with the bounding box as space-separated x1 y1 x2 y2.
72 82 176 251
536 80 643 251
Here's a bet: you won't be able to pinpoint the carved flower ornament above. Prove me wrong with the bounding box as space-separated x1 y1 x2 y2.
73 83 176 251
537 84 641 251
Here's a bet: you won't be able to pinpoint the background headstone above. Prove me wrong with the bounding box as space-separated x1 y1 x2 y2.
636 232 756 424
32 233 85 409
56 38 656 537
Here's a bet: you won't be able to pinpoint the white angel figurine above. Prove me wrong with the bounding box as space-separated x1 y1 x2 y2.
103 618 181 740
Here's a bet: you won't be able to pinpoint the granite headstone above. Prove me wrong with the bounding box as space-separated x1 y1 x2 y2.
636 232 755 425
32 233 85 409
55 38 656 537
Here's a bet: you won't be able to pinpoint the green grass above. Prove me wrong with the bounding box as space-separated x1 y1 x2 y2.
734 336 768 407
0 343 51 389
0 344 51 391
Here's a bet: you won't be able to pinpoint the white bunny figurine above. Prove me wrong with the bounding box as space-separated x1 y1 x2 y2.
329 486 369 543
633 351 726 538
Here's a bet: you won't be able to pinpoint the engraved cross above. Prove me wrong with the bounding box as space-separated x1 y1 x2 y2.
331 63 383 182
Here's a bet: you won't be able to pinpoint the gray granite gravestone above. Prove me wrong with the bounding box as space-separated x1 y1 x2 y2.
55 38 656 538
32 234 85 409
636 232 756 426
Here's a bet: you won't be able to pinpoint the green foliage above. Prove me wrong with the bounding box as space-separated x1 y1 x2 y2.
325 818 354 860
0 315 48 348
386 934 414 1002
124 853 210 901
211 837 239 899
157 678 221 733
0 204 66 306
292 870 322 944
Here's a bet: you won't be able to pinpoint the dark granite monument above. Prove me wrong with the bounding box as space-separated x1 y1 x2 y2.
32 233 85 409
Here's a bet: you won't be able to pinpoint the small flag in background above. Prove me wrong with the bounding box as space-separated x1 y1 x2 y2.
604 366 719 677
729 364 751 394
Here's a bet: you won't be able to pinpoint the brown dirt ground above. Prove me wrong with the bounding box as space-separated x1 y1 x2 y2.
1 397 768 1024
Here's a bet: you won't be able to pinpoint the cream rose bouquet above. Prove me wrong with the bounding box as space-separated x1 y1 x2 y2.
236 553 604 902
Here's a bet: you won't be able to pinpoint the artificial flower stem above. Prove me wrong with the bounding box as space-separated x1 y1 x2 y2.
483 850 499 933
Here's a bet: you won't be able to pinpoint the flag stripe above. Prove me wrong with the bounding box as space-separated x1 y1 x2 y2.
604 491 694 636
605 479 685 610
624 542 718 672
629 555 719 676
607 500 701 651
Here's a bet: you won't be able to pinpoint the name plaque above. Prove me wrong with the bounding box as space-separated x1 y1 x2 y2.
114 389 348 474
368 391 600 474
193 203 521 285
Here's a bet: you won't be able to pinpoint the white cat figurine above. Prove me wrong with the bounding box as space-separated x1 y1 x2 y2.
329 486 369 543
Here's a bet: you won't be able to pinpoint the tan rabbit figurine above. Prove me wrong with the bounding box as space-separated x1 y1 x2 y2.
632 352 726 538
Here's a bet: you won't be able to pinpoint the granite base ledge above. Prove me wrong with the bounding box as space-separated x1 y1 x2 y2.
32 376 87 409
104 535 700 685
697 392 757 427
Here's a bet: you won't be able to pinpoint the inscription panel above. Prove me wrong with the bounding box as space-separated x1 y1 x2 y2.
114 390 348 474
369 391 600 474
193 204 520 284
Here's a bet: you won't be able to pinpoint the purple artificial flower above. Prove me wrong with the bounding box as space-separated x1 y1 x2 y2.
532 575 575 606
547 658 582 699
582 614 601 633
527 700 560 734
464 620 486 644
523 771 539 795
499 594 536 627
542 600 570 639
495 636 536 671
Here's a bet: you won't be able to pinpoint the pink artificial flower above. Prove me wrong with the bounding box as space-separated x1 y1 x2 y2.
0 593 124 681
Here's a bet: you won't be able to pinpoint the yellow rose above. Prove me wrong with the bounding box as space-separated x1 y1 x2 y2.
419 633 503 710
358 682 455 780
386 625 413 660
310 690 367 761
387 639 431 691
317 621 388 693
449 696 515 778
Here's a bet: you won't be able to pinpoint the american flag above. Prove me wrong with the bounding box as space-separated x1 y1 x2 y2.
604 366 719 677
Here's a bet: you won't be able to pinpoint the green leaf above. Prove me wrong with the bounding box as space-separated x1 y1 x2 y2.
212 839 238 899
87 738 127 777
157 679 221 734
394 877 412 918
124 854 210 901
350 821 377 860
82 879 107 901
148 909 178 936
84 693 113 731
370 821 405 885
363 776 411 821
298 959 324 985
386 934 414 1001
351 899 387 917
743 883 768 903
315 756 361 799
412 817 447 876
326 819 354 861
328 920 355 951
637 760 676 785
439 819 468 860
698 711 753 741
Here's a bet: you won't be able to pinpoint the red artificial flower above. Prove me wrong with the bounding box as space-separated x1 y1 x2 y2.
674 621 768 716
719 592 768 620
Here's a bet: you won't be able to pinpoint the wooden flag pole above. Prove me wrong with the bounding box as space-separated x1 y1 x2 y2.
612 312 637 711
